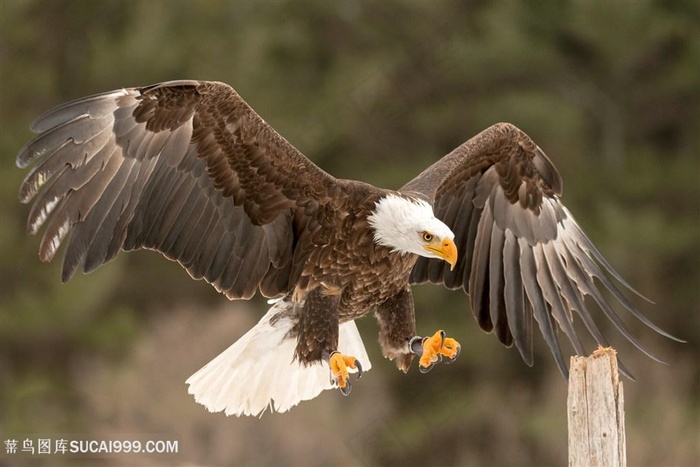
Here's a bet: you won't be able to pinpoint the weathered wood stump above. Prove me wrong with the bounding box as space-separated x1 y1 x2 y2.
568 347 626 467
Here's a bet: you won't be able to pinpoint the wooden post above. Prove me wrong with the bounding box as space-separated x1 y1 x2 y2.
567 347 626 467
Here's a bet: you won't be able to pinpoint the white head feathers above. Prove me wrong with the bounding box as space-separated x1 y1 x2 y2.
367 194 455 258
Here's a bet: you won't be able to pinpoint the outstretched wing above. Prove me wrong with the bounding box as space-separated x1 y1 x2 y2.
404 122 679 378
17 80 342 299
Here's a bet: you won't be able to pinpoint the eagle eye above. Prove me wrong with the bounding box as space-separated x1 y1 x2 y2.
421 231 433 242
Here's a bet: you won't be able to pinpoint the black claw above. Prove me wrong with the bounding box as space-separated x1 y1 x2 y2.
444 345 461 364
339 379 352 396
354 359 363 380
419 362 435 374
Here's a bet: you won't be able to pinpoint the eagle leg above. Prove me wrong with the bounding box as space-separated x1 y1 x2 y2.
410 330 461 373
327 351 362 395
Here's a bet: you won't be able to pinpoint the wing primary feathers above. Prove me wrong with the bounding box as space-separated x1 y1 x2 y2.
470 204 494 332
28 89 127 134
519 238 569 377
27 163 71 237
562 214 682 342
545 238 641 379
503 230 533 365
559 241 667 364
119 154 170 247
20 123 113 204
19 115 112 169
35 143 119 260
439 176 480 288
489 224 511 346
58 153 123 281
563 208 653 303
27 140 112 236
534 243 586 356
37 195 72 263
83 158 140 272
72 157 137 273
451 184 479 288
106 158 160 260
461 197 482 289
576 238 682 342
19 139 72 204
548 240 613 346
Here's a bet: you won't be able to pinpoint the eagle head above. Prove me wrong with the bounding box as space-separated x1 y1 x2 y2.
368 194 458 270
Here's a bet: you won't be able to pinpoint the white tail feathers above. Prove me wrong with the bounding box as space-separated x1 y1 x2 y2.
185 299 371 417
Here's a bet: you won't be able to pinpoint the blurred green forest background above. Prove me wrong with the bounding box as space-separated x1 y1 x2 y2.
0 0 698 465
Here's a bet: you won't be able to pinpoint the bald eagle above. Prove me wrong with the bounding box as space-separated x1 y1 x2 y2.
16 80 678 416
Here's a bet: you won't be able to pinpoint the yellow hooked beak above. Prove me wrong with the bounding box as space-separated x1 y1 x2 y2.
424 238 458 271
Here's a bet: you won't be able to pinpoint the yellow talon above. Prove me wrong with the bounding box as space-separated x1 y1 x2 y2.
329 352 361 395
419 330 461 372
441 337 461 360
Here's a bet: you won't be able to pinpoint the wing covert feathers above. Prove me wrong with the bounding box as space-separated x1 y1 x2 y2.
407 123 679 378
